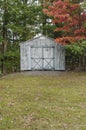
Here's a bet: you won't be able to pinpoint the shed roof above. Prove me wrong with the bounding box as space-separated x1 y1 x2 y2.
20 34 63 47
20 34 55 44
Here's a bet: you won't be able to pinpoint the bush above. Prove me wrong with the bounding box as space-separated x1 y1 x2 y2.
66 41 86 71
0 43 20 73
3 50 20 73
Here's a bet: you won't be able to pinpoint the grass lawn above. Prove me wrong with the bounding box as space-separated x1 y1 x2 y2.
0 72 86 130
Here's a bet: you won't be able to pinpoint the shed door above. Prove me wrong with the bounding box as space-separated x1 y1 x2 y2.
31 47 54 70
43 47 54 70
31 47 42 70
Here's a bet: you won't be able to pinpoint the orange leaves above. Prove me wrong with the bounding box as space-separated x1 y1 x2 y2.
43 9 48 14
70 4 80 11
74 27 86 35
43 0 86 45
55 36 86 45
43 0 70 17
75 36 86 40
55 37 76 45
43 9 50 16
54 26 70 32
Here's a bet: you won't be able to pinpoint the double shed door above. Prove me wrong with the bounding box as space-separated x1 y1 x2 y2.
31 47 55 70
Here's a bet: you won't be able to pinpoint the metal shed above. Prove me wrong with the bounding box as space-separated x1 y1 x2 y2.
20 35 65 71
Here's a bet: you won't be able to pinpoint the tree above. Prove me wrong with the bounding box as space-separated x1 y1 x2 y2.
0 0 40 73
32 0 56 38
43 0 86 70
43 0 86 44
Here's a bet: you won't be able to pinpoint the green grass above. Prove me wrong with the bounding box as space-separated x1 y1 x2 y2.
0 72 86 130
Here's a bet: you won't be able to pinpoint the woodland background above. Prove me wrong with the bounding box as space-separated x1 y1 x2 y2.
0 0 86 74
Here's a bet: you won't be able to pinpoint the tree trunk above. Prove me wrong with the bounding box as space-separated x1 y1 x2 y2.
79 55 82 70
1 0 8 74
2 41 8 74
2 23 8 74
79 55 86 71
82 55 86 71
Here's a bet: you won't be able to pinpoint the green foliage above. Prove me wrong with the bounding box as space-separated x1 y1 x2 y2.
0 0 41 44
81 1 86 9
0 37 3 43
66 41 86 55
4 50 20 73
65 40 86 70
0 43 20 73
0 0 46 73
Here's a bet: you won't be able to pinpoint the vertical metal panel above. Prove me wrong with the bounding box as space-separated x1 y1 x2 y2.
59 47 65 70
31 47 42 70
55 45 60 70
20 45 27 70
26 46 31 70
43 47 54 70
55 45 65 70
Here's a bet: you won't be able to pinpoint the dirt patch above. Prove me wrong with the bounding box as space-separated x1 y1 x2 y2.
0 71 66 78
20 71 66 76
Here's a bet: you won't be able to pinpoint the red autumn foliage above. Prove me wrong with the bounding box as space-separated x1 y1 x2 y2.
43 0 86 44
